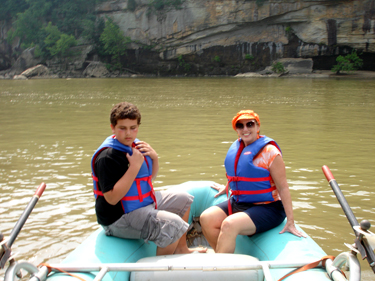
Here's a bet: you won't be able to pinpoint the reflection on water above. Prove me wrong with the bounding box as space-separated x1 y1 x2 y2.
0 78 374 279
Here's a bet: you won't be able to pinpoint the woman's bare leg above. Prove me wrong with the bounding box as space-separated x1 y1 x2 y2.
216 212 256 253
200 206 227 251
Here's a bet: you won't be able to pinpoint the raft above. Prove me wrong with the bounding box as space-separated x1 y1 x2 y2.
4 181 360 281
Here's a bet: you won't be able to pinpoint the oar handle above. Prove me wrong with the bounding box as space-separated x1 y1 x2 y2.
7 183 46 248
322 166 359 233
322 165 334 182
35 182 46 198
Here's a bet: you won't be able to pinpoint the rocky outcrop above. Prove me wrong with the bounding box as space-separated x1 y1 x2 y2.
99 1 375 53
13 74 28 80
236 58 313 77
93 0 375 75
20 64 49 78
1 0 375 77
277 58 313 74
8 47 42 76
83 61 110 77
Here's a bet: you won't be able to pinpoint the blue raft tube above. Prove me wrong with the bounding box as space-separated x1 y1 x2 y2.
4 181 360 281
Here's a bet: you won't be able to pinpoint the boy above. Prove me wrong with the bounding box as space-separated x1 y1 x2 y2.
91 102 200 255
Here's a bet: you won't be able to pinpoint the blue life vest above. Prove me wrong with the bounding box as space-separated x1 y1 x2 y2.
91 135 156 214
224 135 281 208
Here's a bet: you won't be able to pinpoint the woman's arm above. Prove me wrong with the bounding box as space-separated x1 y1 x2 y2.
270 155 306 238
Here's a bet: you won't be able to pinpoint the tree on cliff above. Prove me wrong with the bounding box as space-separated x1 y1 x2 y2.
5 0 104 50
49 34 77 69
331 50 363 75
100 17 131 71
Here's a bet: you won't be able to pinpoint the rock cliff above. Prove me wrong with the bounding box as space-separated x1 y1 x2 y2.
96 0 375 75
1 0 375 77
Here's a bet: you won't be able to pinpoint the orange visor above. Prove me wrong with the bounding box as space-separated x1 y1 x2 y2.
232 110 260 130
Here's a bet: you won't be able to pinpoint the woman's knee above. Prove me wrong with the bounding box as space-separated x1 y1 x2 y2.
199 209 211 227
220 218 235 234
200 207 226 228
221 214 256 236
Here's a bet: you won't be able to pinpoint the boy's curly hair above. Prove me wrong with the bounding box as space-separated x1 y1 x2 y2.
110 102 141 127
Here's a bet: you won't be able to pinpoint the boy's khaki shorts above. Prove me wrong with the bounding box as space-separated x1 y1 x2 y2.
103 190 194 248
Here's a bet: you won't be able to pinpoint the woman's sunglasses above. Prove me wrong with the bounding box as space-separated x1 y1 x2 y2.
235 120 256 130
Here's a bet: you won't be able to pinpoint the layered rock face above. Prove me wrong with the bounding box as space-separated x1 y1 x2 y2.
94 0 375 75
1 0 375 76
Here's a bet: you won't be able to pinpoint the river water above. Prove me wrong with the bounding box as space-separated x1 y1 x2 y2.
0 77 374 280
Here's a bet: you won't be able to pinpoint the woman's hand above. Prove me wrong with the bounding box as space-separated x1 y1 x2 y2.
279 220 307 238
210 182 227 198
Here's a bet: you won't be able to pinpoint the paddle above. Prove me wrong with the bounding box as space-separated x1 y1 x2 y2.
0 182 46 269
322 165 375 273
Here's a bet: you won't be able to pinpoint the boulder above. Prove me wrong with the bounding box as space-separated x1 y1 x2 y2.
235 72 263 78
10 47 42 75
83 61 110 77
13 74 27 80
71 45 94 70
275 58 313 74
21 64 49 78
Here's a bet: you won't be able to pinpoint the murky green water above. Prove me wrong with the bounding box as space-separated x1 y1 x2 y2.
1 77 374 279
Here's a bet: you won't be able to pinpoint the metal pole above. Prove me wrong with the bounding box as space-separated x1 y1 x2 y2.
321 166 359 233
322 165 375 274
7 183 47 247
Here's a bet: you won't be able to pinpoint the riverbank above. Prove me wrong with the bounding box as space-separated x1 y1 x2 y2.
235 70 375 79
4 70 375 80
1 61 375 80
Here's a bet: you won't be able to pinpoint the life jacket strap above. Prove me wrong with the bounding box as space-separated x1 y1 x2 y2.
92 175 157 210
226 176 276 215
226 182 233 215
93 189 103 196
231 186 276 196
227 175 272 182
92 173 98 182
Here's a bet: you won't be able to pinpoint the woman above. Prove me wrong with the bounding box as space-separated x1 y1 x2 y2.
200 110 306 253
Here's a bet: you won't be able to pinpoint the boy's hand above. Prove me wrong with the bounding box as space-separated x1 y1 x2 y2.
126 147 144 170
134 141 158 160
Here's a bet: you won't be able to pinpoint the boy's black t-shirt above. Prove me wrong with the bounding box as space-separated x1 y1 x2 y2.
94 147 129 226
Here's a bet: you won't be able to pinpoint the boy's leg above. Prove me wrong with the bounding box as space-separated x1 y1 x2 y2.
173 206 207 254
154 190 206 254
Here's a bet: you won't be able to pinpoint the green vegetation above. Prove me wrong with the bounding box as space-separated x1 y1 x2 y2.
177 55 191 72
2 0 190 71
49 34 76 58
82 16 105 47
147 0 185 15
151 0 185 11
245 54 254 60
100 17 131 71
3 0 106 62
245 0 267 6
285 26 293 36
271 62 286 73
331 50 363 74
214 56 221 63
256 0 266 7
128 0 137 12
